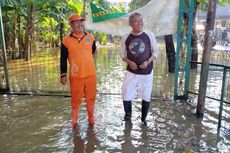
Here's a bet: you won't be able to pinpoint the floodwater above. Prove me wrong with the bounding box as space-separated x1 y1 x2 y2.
0 40 230 152
0 94 229 153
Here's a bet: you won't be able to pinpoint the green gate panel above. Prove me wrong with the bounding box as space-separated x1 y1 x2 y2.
174 0 195 99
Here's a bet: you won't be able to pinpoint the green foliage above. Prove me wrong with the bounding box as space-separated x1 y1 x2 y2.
1 0 127 48
218 0 230 5
197 0 230 11
66 0 83 14
128 0 150 12
99 32 106 45
93 0 111 10
196 0 230 3
1 0 86 51
0 0 17 5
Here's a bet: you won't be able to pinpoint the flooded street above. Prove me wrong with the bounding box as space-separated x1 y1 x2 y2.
0 40 230 152
0 94 229 153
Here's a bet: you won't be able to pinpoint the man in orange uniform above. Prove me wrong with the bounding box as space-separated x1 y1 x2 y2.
60 14 97 128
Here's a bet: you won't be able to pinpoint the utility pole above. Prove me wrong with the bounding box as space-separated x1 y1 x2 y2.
196 0 217 118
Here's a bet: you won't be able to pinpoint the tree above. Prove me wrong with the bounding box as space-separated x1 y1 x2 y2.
128 0 150 12
1 0 83 60
190 0 230 68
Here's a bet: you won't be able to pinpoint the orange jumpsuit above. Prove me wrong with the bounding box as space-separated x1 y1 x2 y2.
60 32 96 126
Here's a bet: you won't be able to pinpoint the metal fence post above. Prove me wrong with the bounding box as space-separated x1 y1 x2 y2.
218 67 227 128
0 4 10 91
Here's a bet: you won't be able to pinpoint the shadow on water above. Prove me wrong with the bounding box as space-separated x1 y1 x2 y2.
73 125 100 153
120 122 136 153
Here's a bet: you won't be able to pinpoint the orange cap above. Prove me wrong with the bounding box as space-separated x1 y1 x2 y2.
69 14 86 23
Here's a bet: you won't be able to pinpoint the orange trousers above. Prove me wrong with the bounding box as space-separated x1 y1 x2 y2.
69 75 96 126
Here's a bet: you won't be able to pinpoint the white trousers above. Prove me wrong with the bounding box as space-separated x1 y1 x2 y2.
122 71 153 102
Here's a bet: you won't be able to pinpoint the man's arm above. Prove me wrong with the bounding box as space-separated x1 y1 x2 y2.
139 55 156 69
122 57 138 70
60 43 68 85
120 34 138 70
150 32 159 59
140 31 158 69
92 40 96 56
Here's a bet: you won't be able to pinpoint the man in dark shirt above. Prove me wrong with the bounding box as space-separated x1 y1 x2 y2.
120 12 159 125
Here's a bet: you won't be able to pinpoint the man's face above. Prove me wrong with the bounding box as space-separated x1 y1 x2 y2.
129 15 143 33
70 20 84 33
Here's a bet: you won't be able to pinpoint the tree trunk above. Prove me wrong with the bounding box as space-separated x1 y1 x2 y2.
30 31 33 59
197 0 217 118
50 18 54 47
24 3 34 61
60 21 64 44
164 35 176 73
59 9 65 45
12 10 16 50
4 11 9 49
17 14 24 58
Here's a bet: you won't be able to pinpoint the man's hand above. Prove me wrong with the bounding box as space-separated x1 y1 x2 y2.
123 57 138 70
128 61 138 70
139 61 149 69
60 76 67 85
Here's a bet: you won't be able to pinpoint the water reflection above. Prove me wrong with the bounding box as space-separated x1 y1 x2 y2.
120 122 136 153
3 41 230 101
0 94 229 152
137 125 152 152
193 119 204 152
73 125 100 153
1 41 230 152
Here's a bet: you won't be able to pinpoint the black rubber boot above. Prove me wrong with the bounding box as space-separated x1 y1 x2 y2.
141 100 150 125
123 101 132 121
